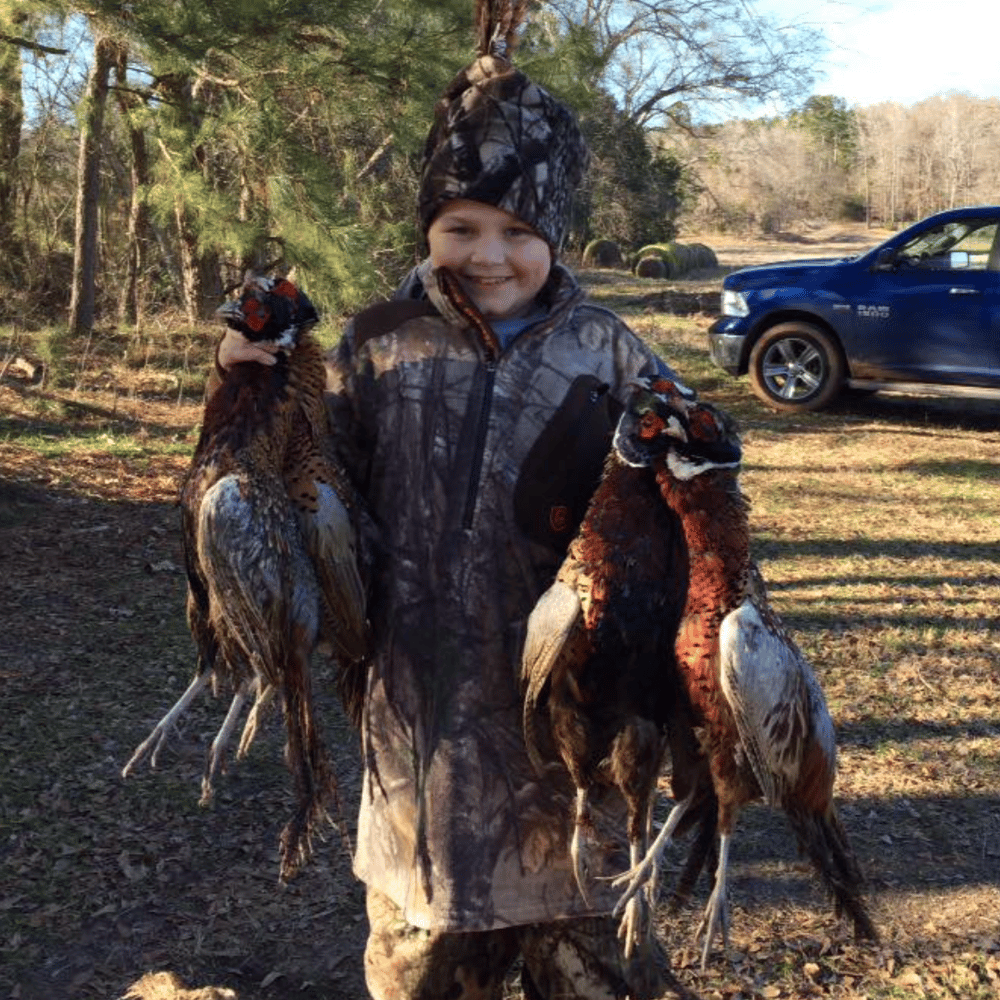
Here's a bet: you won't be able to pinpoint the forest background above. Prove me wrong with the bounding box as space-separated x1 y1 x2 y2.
2 0 999 342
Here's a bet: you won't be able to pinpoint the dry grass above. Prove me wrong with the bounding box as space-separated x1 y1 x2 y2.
1 228 998 999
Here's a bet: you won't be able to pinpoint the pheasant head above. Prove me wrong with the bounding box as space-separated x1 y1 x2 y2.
216 274 319 350
613 376 742 478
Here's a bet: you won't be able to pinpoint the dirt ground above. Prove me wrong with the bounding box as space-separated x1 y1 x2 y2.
1 225 998 1000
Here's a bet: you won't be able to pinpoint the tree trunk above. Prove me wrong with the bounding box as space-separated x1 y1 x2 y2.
155 74 222 323
0 11 25 255
113 42 150 328
68 33 116 337
174 199 200 326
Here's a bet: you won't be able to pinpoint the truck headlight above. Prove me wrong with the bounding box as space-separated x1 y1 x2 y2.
721 289 749 317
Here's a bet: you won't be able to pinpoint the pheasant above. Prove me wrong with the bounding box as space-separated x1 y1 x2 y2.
123 274 370 879
610 378 878 966
520 378 715 957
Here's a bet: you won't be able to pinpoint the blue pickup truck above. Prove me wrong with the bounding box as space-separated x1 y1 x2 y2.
707 206 1000 411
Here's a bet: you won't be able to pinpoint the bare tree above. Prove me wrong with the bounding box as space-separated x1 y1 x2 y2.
543 0 825 128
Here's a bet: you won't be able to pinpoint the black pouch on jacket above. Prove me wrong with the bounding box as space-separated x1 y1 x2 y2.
514 374 622 553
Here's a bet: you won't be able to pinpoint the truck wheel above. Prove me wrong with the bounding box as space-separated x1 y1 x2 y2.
748 322 845 412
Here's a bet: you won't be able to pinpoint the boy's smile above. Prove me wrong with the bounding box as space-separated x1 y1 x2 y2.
427 200 552 321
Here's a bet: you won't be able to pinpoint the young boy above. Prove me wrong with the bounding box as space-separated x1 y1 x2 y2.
217 6 684 997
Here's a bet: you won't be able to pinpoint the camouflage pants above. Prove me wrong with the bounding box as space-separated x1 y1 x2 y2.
363 888 669 1000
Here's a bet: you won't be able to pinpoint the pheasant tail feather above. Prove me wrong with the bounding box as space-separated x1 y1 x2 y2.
278 627 341 881
476 0 530 59
789 804 879 942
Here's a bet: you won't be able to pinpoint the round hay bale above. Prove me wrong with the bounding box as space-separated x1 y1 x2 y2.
634 255 667 279
635 243 679 277
582 238 625 268
668 242 694 274
687 242 719 269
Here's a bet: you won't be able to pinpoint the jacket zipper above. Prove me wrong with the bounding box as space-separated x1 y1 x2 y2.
432 267 503 532
462 355 497 529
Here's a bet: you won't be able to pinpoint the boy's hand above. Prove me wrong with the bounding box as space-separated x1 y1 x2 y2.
218 328 279 369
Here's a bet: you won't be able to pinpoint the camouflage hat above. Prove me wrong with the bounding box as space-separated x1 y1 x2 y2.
418 4 590 250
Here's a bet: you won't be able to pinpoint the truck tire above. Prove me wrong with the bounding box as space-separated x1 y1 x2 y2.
748 321 845 412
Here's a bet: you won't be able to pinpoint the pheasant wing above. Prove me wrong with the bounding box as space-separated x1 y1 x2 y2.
198 474 297 681
289 466 368 661
718 598 836 806
283 339 370 664
520 579 589 775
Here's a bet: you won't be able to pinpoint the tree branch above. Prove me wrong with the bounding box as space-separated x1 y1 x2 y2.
0 32 69 56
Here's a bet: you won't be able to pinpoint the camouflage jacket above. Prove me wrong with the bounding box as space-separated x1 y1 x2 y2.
325 260 675 931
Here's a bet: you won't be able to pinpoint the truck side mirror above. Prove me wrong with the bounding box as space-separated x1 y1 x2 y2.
872 247 896 271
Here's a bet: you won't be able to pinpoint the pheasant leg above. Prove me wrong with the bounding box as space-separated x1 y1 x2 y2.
695 832 732 969
616 840 651 959
121 670 213 777
237 681 276 758
200 678 254 804
570 786 593 902
611 788 695 917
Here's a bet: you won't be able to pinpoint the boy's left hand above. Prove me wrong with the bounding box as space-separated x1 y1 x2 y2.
218 328 279 369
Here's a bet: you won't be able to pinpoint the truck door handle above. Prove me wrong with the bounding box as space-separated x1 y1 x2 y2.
949 287 980 295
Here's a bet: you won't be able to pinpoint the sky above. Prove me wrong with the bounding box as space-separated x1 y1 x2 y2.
760 0 1000 110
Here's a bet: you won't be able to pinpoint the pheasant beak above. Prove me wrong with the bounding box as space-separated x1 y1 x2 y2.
664 413 688 441
216 299 243 323
637 409 688 443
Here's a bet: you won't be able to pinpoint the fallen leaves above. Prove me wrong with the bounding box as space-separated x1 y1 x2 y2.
3 303 1000 1000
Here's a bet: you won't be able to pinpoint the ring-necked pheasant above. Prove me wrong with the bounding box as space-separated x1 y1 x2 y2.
123 274 370 879
610 378 877 966
520 378 715 957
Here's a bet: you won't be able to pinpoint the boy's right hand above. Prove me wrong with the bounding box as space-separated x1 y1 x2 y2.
218 328 280 369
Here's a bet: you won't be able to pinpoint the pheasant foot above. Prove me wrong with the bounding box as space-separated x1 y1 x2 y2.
695 832 732 969
610 788 695 918
200 677 255 804
121 670 213 777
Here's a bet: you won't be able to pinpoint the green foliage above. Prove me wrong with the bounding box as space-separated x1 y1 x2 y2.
89 0 470 314
518 13 606 120
265 175 381 315
31 323 74 386
789 94 859 169
573 93 690 251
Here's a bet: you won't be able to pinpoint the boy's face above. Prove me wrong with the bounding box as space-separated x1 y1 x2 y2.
427 200 552 321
